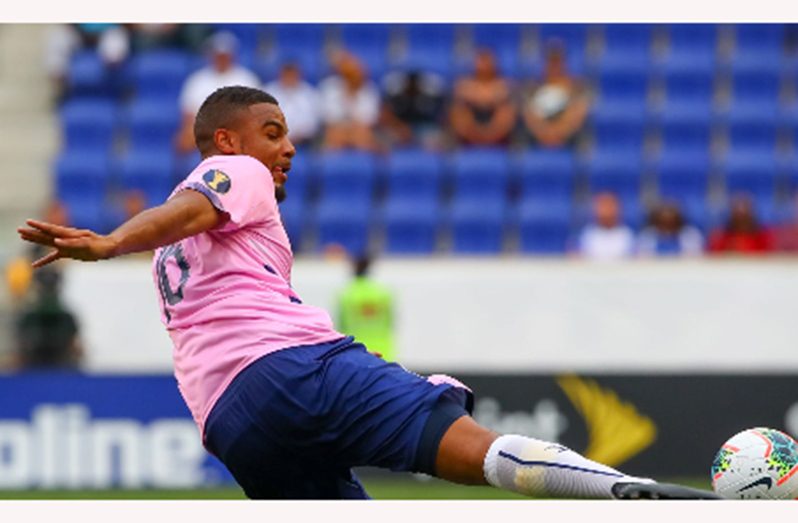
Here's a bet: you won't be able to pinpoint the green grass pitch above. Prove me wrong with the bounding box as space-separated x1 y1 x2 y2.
0 477 710 500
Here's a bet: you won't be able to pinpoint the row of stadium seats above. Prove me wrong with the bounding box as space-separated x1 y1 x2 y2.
60 96 798 154
66 23 798 99
54 147 798 251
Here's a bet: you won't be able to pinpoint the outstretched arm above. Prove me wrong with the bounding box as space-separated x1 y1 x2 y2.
18 189 221 268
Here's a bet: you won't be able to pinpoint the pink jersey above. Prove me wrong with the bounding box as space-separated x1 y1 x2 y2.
152 154 343 435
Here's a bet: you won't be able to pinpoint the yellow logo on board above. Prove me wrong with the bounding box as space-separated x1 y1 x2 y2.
557 375 657 467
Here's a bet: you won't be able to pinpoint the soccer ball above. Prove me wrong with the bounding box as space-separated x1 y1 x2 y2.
711 427 798 500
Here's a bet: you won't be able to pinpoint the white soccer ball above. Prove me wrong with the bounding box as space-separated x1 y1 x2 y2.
711 427 798 500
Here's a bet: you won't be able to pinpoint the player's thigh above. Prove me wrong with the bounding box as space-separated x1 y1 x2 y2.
321 346 457 471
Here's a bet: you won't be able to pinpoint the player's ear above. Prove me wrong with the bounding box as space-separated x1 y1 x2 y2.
213 128 241 154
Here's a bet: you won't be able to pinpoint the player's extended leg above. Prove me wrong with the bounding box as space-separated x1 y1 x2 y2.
434 412 651 498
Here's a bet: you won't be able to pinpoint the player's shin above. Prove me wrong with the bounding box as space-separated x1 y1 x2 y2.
482 434 652 499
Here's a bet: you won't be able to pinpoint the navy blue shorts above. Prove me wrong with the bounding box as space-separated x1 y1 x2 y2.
204 336 471 499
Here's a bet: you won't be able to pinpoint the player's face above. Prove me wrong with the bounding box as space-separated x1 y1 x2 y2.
238 102 296 203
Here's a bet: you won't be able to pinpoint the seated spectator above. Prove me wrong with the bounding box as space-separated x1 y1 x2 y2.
174 31 261 153
637 202 704 257
13 269 83 370
319 51 381 151
577 192 635 260
379 69 447 149
709 196 775 254
45 23 129 104
449 48 516 146
520 40 590 148
264 62 322 147
774 195 798 253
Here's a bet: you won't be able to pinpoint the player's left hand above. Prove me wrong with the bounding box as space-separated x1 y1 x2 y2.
17 219 117 268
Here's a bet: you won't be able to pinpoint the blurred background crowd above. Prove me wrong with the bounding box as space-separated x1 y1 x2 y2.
4 22 798 370
38 23 798 258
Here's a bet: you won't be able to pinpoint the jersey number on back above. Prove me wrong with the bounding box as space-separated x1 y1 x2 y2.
156 243 190 322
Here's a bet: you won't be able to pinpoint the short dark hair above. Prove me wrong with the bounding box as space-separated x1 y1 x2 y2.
193 86 279 156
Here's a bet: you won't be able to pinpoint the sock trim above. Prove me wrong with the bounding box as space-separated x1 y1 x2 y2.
498 450 626 479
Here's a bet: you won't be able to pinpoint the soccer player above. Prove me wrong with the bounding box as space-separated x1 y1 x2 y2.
18 86 717 500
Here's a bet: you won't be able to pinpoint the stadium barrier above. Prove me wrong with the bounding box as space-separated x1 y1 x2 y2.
0 372 795 489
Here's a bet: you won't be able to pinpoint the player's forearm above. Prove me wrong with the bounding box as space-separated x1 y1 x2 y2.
107 194 218 257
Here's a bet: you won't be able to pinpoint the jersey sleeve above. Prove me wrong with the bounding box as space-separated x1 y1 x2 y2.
179 155 277 232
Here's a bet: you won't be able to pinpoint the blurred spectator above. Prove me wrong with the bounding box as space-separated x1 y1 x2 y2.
13 269 83 370
319 51 381 151
123 190 148 220
379 69 447 149
5 201 69 304
520 40 590 148
449 48 516 146
709 196 775 254
264 62 322 147
174 31 261 153
337 256 396 362
774 195 798 253
637 202 704 257
577 192 635 260
129 24 211 53
45 24 129 104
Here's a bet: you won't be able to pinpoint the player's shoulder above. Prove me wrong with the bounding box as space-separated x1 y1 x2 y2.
190 155 271 194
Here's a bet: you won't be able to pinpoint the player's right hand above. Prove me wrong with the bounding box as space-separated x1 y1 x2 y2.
17 219 118 268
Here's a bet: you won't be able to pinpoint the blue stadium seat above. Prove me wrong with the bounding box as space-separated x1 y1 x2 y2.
54 151 111 202
283 152 311 204
174 150 201 180
591 101 648 151
256 46 328 85
61 196 110 233
729 58 783 103
655 101 714 151
396 24 457 80
318 151 378 206
469 24 523 77
262 24 329 83
517 149 577 201
451 148 511 203
538 24 588 55
315 200 372 256
213 24 263 54
721 150 780 202
517 200 572 254
725 101 780 150
337 24 392 80
662 68 715 103
60 98 119 152
67 50 114 98
117 150 176 206
382 199 439 254
277 199 306 252
449 199 506 254
585 150 644 202
124 99 181 150
652 149 712 201
734 24 786 54
385 149 443 204
667 24 719 55
472 24 523 52
602 24 653 58
129 50 194 102
597 69 649 105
